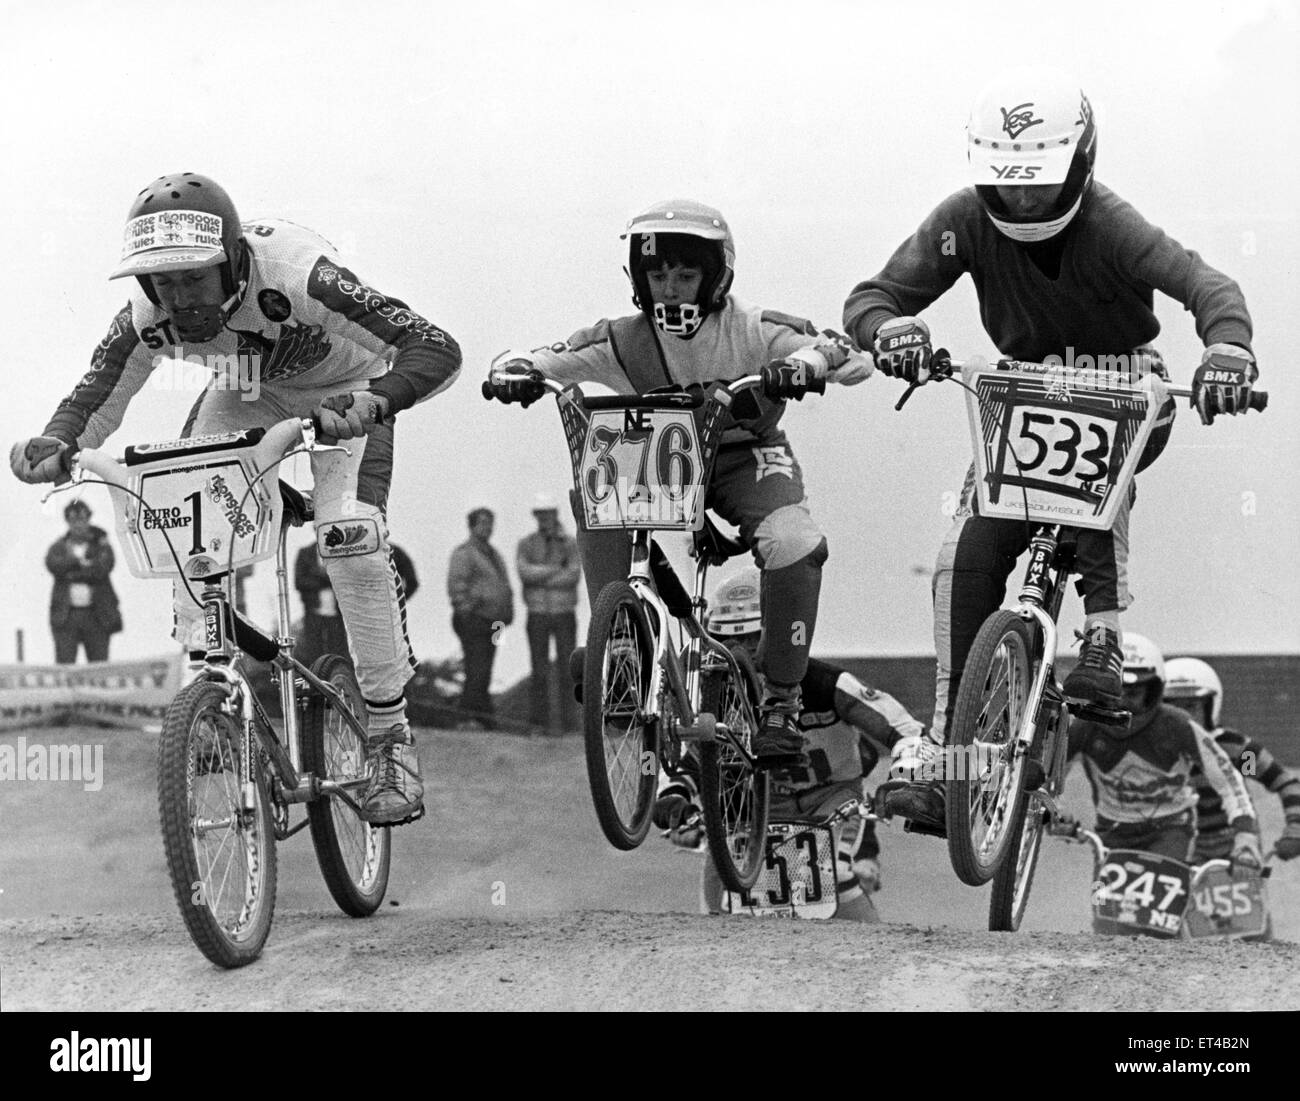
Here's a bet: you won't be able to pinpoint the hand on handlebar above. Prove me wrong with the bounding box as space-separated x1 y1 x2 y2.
1274 821 1300 861
10 436 71 485
313 390 392 441
483 359 547 408
1232 830 1264 870
1192 344 1260 425
873 317 933 383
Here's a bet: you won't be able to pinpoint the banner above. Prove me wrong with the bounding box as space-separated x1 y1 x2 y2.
0 656 183 732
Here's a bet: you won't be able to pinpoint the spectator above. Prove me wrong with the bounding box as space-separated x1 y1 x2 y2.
447 508 514 729
46 500 122 664
517 493 581 734
295 540 420 670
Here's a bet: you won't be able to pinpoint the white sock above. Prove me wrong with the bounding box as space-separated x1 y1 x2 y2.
366 698 407 739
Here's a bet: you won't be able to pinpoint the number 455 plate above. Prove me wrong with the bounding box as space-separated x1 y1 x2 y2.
1183 863 1269 940
963 360 1167 531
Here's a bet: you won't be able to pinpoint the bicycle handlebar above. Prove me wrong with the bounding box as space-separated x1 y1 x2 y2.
894 354 1269 413
483 367 766 407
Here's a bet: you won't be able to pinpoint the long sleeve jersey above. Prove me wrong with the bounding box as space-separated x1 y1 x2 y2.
844 183 1253 364
1068 704 1257 829
514 300 843 445
1194 728 1300 844
44 219 461 449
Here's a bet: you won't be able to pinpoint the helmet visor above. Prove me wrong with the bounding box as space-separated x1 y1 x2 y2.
968 136 1075 187
110 209 228 280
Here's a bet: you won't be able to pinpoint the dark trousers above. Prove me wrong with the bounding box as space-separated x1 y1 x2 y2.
453 611 498 721
52 608 111 664
526 612 577 731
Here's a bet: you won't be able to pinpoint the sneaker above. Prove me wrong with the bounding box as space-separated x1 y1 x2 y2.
653 777 703 849
890 731 942 780
850 857 882 895
753 706 808 768
569 647 585 704
883 780 946 835
361 724 425 826
1063 624 1123 705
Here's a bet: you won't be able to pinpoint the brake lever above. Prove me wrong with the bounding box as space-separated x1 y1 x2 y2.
893 349 953 412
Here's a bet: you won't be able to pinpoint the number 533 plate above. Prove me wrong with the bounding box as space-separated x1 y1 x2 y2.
963 361 1167 531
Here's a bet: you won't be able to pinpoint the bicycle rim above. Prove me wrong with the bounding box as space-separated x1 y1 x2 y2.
582 582 658 849
946 611 1032 886
989 799 1046 931
157 680 277 968
700 646 769 892
304 654 391 916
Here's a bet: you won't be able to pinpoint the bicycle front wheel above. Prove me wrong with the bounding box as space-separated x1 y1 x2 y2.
302 653 391 917
583 582 659 850
988 797 1046 931
945 610 1033 886
699 645 769 893
158 680 277 969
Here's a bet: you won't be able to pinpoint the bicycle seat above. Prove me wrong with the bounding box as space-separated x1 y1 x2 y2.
279 481 314 527
693 514 748 566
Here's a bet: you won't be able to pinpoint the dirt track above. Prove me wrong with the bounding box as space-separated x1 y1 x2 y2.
2 726 1298 1011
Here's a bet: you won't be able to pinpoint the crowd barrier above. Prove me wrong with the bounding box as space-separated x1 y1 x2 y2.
0 656 184 732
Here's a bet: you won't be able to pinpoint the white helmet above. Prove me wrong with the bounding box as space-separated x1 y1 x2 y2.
531 492 559 513
706 566 760 637
967 66 1097 242
1121 632 1165 686
1164 657 1223 729
621 199 735 338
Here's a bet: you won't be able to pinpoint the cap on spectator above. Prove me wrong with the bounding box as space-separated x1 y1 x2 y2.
531 492 559 513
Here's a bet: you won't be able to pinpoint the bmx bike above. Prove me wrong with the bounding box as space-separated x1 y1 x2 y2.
484 367 777 892
1052 819 1273 941
900 354 1267 910
39 418 390 967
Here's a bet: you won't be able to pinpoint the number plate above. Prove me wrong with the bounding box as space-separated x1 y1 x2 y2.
1183 863 1269 940
963 361 1166 530
575 407 707 531
1091 849 1191 938
721 825 838 920
111 448 282 580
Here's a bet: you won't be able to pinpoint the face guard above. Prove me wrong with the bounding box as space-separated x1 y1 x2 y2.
652 301 705 337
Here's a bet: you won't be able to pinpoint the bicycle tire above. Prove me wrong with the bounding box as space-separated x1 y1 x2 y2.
157 679 277 969
988 799 1046 931
945 610 1033 886
583 581 658 849
699 644 770 893
302 654 391 917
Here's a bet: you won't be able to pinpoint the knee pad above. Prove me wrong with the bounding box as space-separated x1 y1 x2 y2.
752 503 826 571
314 502 414 702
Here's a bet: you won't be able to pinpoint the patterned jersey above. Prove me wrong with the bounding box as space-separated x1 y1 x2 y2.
1068 703 1256 829
844 183 1253 361
773 659 924 799
44 219 461 448
514 300 835 444
1194 728 1300 857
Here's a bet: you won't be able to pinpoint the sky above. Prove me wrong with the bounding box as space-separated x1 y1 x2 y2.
2 0 1297 690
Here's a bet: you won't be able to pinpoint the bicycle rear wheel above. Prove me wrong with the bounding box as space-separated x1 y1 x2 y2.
583 581 658 850
157 679 277 968
302 654 391 917
988 798 1046 931
699 645 770 893
945 610 1033 886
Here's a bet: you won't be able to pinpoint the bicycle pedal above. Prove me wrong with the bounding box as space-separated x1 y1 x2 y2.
755 752 809 772
1071 701 1131 728
902 818 947 840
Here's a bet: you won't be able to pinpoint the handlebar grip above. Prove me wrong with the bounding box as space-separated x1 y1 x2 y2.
481 379 495 401
1249 389 1268 412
